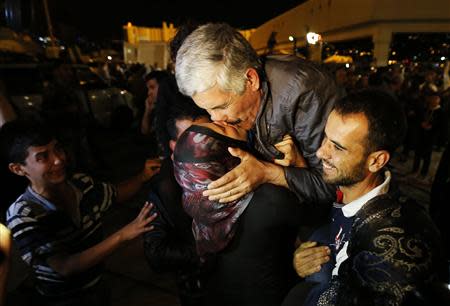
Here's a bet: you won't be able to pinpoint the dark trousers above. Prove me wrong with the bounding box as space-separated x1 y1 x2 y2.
413 144 433 176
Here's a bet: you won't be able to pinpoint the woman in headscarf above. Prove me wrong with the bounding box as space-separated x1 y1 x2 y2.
173 122 306 306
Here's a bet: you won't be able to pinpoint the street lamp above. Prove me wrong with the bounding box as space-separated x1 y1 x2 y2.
306 32 321 45
306 32 323 62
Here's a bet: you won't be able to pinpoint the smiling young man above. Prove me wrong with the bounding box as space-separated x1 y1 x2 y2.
283 89 445 306
175 23 340 210
1 119 161 306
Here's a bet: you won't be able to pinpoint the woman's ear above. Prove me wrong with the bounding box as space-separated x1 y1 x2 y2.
8 163 26 177
367 150 390 173
245 68 260 91
169 140 177 153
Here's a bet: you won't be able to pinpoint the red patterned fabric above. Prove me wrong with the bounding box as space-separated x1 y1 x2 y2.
173 125 252 257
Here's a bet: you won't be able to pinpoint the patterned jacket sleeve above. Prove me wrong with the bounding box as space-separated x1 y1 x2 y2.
333 198 443 306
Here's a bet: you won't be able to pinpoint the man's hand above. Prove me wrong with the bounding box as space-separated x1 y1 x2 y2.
293 241 331 278
444 60 449 73
203 147 286 203
274 134 307 168
116 159 161 204
141 158 162 182
120 202 157 242
144 96 155 113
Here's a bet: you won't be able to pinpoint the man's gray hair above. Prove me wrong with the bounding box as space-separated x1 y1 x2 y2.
175 23 261 97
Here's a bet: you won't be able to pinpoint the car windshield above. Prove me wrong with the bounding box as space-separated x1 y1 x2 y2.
74 66 108 90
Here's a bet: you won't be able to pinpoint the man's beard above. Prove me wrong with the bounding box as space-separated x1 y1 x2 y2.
323 158 367 186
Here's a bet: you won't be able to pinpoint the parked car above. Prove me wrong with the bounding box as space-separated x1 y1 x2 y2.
0 62 136 128
0 63 47 119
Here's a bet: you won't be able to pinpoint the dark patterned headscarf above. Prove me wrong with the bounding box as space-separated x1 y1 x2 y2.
173 125 253 257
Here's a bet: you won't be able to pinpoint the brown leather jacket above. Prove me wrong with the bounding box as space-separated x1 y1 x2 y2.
253 55 341 205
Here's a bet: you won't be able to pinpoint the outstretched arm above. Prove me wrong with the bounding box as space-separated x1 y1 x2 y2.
115 159 161 203
203 134 328 204
48 202 157 277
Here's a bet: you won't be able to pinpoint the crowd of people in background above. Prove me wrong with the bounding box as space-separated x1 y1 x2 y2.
0 21 449 306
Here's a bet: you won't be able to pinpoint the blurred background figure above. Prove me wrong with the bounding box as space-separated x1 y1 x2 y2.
140 70 170 137
412 93 445 181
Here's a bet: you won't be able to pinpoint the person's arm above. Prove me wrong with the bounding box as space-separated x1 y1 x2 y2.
47 202 157 277
115 159 161 203
283 167 336 205
0 92 17 127
203 136 334 204
442 60 449 91
203 147 289 203
140 97 154 135
143 210 198 272
0 223 11 306
281 81 339 204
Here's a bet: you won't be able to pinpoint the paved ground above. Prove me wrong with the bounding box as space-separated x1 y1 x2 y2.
390 149 443 209
4 130 445 305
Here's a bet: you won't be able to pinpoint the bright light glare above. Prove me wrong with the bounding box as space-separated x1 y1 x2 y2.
289 35 294 42
306 32 321 45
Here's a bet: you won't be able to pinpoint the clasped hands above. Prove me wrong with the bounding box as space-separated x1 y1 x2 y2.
202 134 306 203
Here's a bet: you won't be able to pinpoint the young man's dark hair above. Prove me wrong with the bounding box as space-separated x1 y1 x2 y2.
333 88 407 154
151 74 208 156
0 119 54 164
166 94 208 141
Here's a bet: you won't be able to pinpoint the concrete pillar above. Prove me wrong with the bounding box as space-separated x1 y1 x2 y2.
373 29 392 67
308 43 323 62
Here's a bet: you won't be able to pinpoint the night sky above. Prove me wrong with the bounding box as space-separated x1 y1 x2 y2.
49 0 304 41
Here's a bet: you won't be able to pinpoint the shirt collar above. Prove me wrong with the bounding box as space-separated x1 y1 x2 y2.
26 186 57 211
341 170 391 217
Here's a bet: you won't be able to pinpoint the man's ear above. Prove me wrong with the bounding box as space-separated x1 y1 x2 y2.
8 163 27 177
245 68 260 91
367 150 390 173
